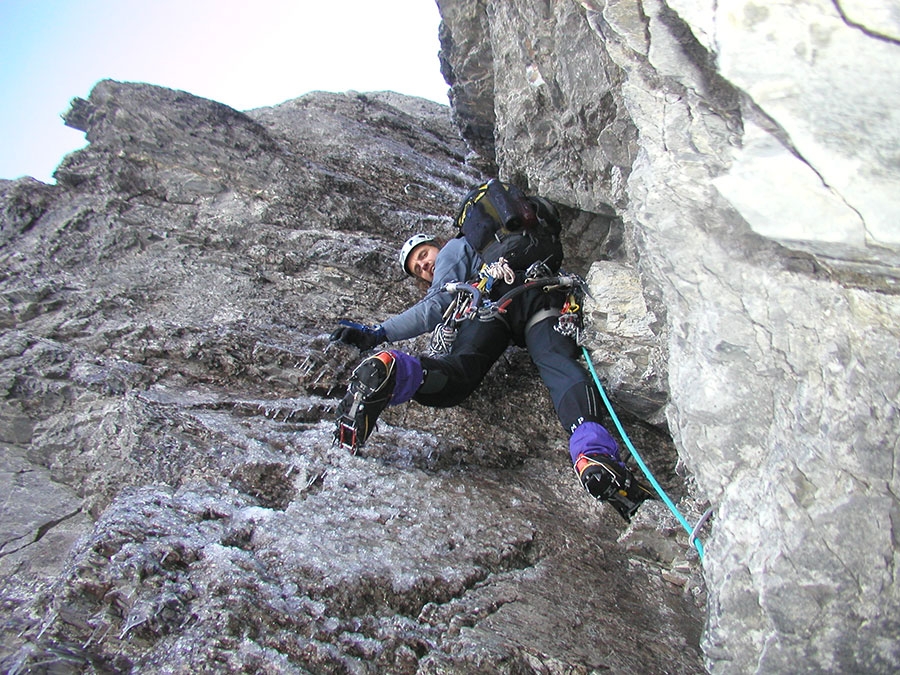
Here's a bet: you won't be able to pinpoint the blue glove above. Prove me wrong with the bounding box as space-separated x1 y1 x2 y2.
330 320 386 351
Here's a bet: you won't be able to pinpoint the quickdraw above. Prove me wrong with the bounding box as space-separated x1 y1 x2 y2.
426 293 469 355
426 277 483 355
555 289 585 344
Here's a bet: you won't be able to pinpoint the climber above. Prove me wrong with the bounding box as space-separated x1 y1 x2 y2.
330 180 653 521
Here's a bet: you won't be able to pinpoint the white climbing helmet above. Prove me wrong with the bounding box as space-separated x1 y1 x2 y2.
398 233 436 275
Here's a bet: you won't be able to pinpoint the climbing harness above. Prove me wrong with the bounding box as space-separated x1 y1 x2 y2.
426 265 590 356
581 346 709 559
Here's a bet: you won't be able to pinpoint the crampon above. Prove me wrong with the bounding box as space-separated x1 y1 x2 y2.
574 453 655 522
334 351 396 453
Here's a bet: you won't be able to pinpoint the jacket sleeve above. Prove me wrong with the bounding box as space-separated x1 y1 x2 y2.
380 237 482 342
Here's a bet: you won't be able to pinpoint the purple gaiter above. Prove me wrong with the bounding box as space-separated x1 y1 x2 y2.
388 350 423 405
568 421 620 465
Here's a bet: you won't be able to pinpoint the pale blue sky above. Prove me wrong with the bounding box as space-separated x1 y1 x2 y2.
0 0 448 183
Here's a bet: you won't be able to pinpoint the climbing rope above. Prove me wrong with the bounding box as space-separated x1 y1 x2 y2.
581 346 708 560
484 257 516 285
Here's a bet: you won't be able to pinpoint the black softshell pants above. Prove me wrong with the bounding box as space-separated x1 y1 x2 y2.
413 287 604 435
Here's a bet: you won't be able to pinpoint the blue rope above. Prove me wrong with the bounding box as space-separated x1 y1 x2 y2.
581 347 706 559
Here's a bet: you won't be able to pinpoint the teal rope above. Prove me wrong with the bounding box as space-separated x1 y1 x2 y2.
582 347 706 559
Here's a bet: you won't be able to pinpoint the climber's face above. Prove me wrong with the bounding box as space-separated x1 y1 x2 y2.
406 243 439 283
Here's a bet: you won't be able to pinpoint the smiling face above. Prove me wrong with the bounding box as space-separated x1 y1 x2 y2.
406 243 440 283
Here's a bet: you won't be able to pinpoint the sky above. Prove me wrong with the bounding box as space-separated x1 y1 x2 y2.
0 0 448 183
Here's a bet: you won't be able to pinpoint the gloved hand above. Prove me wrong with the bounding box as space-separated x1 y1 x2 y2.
330 320 386 351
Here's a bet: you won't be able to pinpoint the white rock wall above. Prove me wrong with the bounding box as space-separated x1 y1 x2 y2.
701 0 900 261
601 2 900 670
437 0 900 670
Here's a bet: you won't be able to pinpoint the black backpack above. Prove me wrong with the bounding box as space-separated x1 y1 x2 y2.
454 179 563 275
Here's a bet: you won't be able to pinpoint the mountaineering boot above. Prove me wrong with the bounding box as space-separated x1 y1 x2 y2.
574 453 655 522
334 351 396 453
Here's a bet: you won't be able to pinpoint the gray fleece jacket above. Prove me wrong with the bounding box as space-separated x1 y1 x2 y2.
380 237 482 342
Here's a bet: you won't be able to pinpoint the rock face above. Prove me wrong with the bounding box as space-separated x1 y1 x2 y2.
4 0 899 669
438 0 900 672
0 81 706 672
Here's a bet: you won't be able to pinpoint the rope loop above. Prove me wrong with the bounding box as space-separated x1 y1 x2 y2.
484 257 516 285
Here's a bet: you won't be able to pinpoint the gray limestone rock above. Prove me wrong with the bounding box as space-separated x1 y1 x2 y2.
583 261 669 427
438 0 900 672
